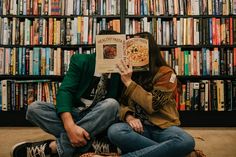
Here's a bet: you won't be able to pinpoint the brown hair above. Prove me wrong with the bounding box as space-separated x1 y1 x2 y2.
131 32 181 93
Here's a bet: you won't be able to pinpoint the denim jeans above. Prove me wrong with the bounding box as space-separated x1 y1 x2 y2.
108 122 195 157
26 98 119 157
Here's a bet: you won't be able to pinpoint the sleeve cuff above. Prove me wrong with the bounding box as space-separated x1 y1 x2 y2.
124 81 137 97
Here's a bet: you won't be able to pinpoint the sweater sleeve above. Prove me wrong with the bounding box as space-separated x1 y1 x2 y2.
56 54 83 114
119 104 135 121
124 67 177 114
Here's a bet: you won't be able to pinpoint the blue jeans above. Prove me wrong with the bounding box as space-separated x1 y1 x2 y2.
26 98 119 157
108 123 195 157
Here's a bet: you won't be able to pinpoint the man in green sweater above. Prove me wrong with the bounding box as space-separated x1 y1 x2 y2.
11 30 122 157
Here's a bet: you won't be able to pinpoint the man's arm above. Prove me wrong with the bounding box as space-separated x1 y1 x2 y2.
56 54 94 147
60 112 90 147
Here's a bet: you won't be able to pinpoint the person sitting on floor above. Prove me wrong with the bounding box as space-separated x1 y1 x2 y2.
102 32 195 157
11 30 122 157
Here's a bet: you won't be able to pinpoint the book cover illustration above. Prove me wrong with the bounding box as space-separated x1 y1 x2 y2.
95 34 149 73
95 34 126 73
125 37 149 71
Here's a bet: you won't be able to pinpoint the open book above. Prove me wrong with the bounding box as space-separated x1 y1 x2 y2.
95 34 149 73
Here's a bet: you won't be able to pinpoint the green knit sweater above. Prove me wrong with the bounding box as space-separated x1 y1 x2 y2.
56 53 121 114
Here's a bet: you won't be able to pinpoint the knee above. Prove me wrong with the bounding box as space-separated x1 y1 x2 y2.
102 98 119 112
177 131 195 153
184 134 195 151
108 123 130 141
26 101 41 119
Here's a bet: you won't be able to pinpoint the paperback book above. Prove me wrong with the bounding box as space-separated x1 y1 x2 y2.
95 34 149 73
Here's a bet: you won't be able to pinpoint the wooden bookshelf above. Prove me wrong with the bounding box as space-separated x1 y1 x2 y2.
1 111 236 127
0 0 236 127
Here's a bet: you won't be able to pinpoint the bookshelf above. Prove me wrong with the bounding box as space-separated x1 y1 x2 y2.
1 0 236 127
0 0 121 126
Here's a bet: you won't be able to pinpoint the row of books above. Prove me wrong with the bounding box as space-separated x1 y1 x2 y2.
161 47 236 76
0 17 120 45
1 79 235 112
3 16 236 46
177 80 236 111
125 17 236 45
0 47 235 76
0 80 60 111
126 0 236 16
0 47 83 76
0 0 120 16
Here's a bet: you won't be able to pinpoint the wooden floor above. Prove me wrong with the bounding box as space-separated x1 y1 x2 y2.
0 127 236 157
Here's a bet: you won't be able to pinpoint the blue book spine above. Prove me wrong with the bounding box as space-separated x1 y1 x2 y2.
209 18 212 44
202 48 207 76
22 48 26 75
33 48 40 75
23 0 27 15
144 0 148 15
0 0 2 15
18 48 22 75
141 0 144 15
46 48 50 75
76 0 80 15
11 81 15 111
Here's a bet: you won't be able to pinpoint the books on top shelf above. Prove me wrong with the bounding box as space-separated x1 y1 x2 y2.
95 34 149 73
0 0 120 16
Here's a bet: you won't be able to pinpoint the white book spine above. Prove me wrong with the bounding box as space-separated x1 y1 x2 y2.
0 48 5 74
4 48 10 75
1 80 8 111
66 0 73 15
83 16 89 44
3 18 8 45
23 0 27 15
72 18 77 45
217 80 225 111
48 0 51 15
12 18 16 45
204 80 209 111
208 0 212 15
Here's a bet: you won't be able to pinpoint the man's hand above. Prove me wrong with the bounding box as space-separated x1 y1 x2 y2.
67 124 90 147
126 114 144 133
61 112 90 147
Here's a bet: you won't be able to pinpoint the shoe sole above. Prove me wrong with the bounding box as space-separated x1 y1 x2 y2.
10 141 28 157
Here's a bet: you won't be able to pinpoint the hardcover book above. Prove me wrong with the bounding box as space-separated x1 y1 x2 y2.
95 34 149 73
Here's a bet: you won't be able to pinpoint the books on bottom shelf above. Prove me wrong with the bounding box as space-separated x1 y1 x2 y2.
177 80 236 111
0 80 60 111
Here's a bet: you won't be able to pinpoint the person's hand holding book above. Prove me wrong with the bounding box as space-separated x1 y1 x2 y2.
117 59 133 87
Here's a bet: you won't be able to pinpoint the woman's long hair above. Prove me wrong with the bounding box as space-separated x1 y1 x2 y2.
131 32 169 91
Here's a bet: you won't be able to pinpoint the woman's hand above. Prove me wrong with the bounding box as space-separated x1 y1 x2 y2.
117 59 133 87
126 114 144 133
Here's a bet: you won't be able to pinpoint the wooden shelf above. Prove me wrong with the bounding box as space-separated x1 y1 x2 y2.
0 75 64 81
0 111 34 127
125 15 236 18
179 111 236 127
177 75 236 81
0 44 95 49
1 111 236 127
0 0 235 128
0 15 121 19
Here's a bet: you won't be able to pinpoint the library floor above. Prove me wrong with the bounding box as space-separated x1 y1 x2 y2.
0 127 236 157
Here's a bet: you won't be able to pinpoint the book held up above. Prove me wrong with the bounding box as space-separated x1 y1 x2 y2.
95 34 149 73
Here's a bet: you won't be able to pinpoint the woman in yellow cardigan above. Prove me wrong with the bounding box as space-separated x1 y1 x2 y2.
107 32 195 157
